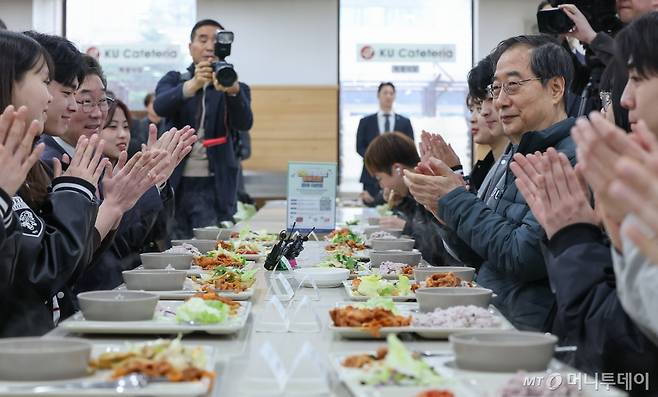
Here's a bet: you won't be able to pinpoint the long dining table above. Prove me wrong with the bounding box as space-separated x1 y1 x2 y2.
45 200 625 396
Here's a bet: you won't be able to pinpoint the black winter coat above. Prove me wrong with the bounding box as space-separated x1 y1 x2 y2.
437 118 577 331
544 223 658 397
393 195 459 266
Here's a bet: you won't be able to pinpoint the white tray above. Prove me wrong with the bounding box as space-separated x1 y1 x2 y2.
330 302 512 339
342 280 416 302
0 344 216 396
331 352 479 397
59 301 251 335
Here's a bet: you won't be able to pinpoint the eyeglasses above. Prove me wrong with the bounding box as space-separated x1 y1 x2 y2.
487 77 543 99
599 90 612 113
75 96 115 113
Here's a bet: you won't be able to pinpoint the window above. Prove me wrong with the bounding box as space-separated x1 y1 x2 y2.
66 0 195 110
340 0 473 192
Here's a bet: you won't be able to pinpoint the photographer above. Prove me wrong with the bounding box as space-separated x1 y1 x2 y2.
558 1 654 66
154 19 253 239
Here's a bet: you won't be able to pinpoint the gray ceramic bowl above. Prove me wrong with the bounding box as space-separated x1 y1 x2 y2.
171 239 217 254
193 227 221 240
369 250 422 268
123 269 187 291
0 337 92 381
367 217 380 225
77 290 158 321
140 253 193 270
370 238 415 251
413 266 476 282
363 227 404 238
450 331 558 372
415 287 493 312
217 229 234 241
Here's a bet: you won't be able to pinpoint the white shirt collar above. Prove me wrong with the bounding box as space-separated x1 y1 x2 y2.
377 110 395 118
52 136 76 158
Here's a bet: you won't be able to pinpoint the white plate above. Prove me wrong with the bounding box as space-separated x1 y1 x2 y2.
59 301 251 335
331 352 479 397
330 302 511 339
342 280 416 302
0 344 216 396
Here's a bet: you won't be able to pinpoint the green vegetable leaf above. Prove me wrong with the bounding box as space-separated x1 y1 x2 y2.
175 297 229 324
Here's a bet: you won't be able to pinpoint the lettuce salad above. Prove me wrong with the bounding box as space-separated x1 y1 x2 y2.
175 297 231 324
330 229 364 244
319 252 363 272
355 297 400 314
211 266 257 283
355 275 412 297
357 334 445 386
205 247 247 266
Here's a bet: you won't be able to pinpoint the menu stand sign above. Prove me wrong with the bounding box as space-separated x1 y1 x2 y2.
286 162 337 233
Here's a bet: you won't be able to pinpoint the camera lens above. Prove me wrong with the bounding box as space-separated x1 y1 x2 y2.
216 65 237 88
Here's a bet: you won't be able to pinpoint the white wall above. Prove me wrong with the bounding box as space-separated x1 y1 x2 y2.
197 0 338 85
2 0 540 80
0 0 33 31
475 0 540 62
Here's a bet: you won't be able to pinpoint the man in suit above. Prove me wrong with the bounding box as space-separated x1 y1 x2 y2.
356 82 414 205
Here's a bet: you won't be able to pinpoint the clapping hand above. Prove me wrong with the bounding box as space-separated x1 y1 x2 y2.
403 157 465 217
141 124 196 186
0 106 45 196
510 148 597 239
419 130 461 168
53 134 109 187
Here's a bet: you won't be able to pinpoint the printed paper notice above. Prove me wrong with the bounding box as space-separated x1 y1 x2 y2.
286 162 337 232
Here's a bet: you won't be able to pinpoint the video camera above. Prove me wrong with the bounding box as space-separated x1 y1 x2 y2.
537 0 622 35
213 30 238 88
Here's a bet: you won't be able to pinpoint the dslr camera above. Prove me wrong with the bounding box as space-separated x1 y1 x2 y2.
213 30 238 88
537 0 622 35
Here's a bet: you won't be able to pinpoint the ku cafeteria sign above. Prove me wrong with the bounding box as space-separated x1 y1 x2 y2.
358 43 456 63
84 45 181 65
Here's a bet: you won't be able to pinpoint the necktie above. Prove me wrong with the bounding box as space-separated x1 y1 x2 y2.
384 114 391 133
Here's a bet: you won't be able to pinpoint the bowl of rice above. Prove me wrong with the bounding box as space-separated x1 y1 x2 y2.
364 227 403 239
412 305 502 329
369 250 421 268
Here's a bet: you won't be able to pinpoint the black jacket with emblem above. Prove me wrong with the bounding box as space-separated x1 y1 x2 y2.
0 188 20 289
0 175 98 337
437 118 577 331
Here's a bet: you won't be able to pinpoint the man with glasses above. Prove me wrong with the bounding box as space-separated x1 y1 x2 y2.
404 35 576 331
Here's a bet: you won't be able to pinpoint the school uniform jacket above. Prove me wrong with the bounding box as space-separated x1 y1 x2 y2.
0 176 98 337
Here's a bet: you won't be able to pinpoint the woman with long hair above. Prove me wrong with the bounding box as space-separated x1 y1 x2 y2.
0 30 110 336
